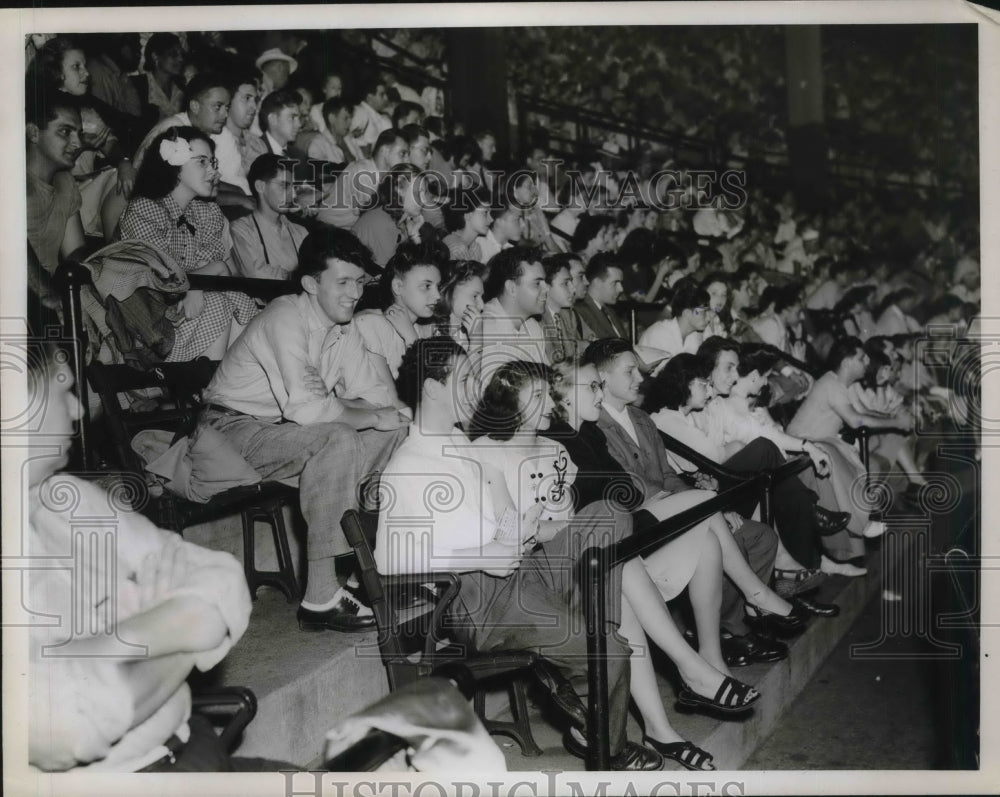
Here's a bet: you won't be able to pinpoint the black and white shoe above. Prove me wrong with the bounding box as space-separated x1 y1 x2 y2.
297 586 376 633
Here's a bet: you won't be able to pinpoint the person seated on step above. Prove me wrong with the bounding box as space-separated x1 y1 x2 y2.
200 227 410 633
25 340 293 772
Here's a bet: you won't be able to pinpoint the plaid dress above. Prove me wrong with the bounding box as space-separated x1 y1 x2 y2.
118 194 258 361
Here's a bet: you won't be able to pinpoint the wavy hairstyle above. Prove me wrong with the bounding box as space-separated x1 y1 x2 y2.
132 126 214 200
468 359 551 441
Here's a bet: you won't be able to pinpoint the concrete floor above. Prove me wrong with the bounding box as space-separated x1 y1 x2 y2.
746 587 970 769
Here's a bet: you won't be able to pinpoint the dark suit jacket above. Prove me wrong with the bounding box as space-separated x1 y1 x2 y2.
573 295 629 341
596 406 689 497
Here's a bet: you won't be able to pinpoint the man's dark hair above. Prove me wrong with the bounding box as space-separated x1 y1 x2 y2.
391 101 425 129
259 88 301 133
736 343 781 378
833 285 877 315
247 154 289 202
571 214 613 254
580 337 634 372
401 123 430 147
585 251 623 283
225 71 260 97
696 335 741 371
542 253 576 284
294 227 378 287
827 335 864 373
483 246 544 302
321 95 352 123
356 71 385 104
396 336 468 411
672 280 710 318
25 85 80 131
646 352 709 412
752 284 801 317
182 71 230 112
373 128 405 159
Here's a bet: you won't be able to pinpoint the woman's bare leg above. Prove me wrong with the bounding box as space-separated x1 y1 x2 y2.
708 514 793 616
686 528 727 673
618 597 684 744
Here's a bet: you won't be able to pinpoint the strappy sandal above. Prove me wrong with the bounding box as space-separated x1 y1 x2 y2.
677 675 760 714
643 737 715 771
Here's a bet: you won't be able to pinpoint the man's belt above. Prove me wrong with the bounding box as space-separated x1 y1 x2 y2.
202 402 245 417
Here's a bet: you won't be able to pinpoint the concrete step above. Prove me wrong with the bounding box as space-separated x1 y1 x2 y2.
188 506 903 770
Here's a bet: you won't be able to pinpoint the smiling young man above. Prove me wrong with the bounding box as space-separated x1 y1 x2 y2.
472 245 551 384
201 228 410 632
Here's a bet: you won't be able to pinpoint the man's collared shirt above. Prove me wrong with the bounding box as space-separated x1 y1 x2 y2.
203 292 392 425
473 297 550 384
230 212 308 281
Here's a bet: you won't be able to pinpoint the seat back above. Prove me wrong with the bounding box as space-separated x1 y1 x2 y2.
341 509 465 691
86 358 219 477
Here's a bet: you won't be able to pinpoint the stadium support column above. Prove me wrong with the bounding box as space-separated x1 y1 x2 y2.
446 29 510 162
785 26 827 211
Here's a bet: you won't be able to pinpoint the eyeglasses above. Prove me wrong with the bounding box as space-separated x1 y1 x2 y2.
191 155 219 171
576 380 606 394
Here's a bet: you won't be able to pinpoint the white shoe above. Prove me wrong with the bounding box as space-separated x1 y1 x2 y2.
862 520 886 538
821 555 868 577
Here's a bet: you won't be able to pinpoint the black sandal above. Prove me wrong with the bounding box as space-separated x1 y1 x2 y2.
643 737 715 771
677 675 760 714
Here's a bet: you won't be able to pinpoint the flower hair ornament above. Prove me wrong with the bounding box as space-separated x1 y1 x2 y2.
159 137 193 167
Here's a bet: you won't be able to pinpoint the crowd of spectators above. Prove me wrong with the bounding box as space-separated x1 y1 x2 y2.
24 25 980 776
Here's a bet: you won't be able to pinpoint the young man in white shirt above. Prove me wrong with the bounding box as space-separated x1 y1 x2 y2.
471 246 550 384
202 228 410 633
639 279 710 359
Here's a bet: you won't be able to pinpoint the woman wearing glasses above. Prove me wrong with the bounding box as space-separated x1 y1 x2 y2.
118 127 258 361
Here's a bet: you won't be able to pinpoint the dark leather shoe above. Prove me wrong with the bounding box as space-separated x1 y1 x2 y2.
723 632 788 666
814 505 851 534
792 594 841 617
297 588 376 633
563 732 663 771
745 601 810 637
534 661 588 730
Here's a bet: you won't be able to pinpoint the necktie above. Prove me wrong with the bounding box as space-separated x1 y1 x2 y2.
552 311 566 363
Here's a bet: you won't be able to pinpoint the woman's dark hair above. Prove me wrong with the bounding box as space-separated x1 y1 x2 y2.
436 259 487 321
395 336 467 410
378 239 447 309
144 33 183 73
861 347 891 390
833 284 877 316
827 335 864 372
570 213 613 253
374 163 422 222
33 36 85 92
646 352 709 412
875 287 917 319
751 284 800 318
736 343 781 378
132 126 214 200
441 186 490 234
468 360 551 441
